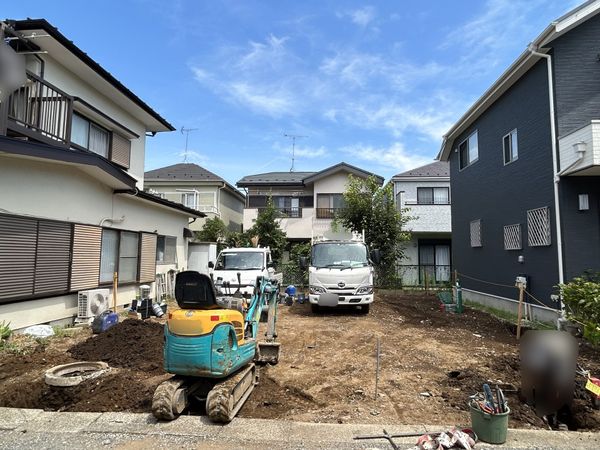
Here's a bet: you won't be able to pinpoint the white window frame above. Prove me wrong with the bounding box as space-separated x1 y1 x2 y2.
458 130 479 171
503 129 518 165
181 192 197 210
156 235 177 264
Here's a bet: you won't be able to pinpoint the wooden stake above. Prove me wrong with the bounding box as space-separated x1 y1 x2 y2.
113 272 118 312
516 282 524 339
375 336 381 401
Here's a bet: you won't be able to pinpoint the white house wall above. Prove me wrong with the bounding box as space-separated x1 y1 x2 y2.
394 180 451 233
0 157 190 329
41 55 148 185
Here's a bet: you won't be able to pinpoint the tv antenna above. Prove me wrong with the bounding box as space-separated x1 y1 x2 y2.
283 133 307 172
181 127 199 163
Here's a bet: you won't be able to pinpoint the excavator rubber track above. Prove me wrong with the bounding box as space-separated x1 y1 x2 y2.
152 377 188 421
206 363 259 423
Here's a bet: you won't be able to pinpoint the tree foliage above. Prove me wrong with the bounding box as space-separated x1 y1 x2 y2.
335 175 411 285
247 196 287 265
196 217 228 243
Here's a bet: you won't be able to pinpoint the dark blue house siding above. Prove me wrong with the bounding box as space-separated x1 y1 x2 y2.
552 12 600 138
559 177 600 281
449 60 559 306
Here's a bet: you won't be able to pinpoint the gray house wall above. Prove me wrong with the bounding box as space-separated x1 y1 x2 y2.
449 60 559 305
559 177 600 281
552 12 600 139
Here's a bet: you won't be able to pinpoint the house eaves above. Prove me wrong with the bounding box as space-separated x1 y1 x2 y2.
437 0 600 161
303 162 384 185
115 190 206 218
0 135 136 190
7 19 175 133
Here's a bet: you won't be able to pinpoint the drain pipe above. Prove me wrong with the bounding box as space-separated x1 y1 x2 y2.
99 215 125 227
528 44 565 313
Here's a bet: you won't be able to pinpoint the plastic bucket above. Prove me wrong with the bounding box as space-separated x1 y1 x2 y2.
470 403 510 444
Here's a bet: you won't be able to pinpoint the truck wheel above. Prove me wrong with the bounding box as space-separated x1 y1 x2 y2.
358 305 370 315
311 304 320 313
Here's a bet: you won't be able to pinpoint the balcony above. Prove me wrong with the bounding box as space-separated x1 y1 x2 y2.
316 207 343 219
256 207 303 218
558 120 600 176
2 71 73 146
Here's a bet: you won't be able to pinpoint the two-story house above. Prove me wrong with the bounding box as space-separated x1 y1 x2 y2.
237 162 384 244
144 163 245 233
392 161 451 287
438 0 600 321
0 19 203 329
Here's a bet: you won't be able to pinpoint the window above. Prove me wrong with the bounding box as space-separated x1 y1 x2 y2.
417 187 450 205
503 129 518 165
459 131 479 170
71 113 109 157
100 229 140 283
419 243 451 283
316 194 345 218
504 224 522 250
527 207 551 247
181 193 197 209
470 219 482 247
156 236 177 264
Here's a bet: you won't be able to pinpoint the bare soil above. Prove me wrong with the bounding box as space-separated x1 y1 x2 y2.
1 291 599 431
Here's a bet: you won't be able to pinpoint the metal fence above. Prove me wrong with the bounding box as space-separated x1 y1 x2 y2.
375 264 452 290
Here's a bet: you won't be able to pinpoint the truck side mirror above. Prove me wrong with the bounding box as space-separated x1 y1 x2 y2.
208 261 214 269
370 249 381 265
299 256 308 270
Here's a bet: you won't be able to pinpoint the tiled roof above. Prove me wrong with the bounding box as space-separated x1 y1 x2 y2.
393 161 449 178
145 163 225 182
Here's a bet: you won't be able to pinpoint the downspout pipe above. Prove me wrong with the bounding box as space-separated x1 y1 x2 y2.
528 44 564 309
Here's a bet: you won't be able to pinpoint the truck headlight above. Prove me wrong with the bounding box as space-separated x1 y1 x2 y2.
309 285 326 294
355 285 373 295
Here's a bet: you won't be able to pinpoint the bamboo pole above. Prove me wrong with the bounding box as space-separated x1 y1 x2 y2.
516 281 524 339
113 271 118 312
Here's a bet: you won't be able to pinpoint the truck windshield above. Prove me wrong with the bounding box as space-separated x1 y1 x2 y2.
311 243 368 268
215 252 264 270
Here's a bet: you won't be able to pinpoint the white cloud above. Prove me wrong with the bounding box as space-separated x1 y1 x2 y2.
342 142 432 172
273 141 327 159
176 149 209 165
229 82 294 117
348 6 376 27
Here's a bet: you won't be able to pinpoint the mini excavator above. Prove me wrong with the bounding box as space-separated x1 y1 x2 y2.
152 271 280 422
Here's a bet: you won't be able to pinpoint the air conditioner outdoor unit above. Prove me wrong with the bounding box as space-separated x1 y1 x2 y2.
77 289 110 319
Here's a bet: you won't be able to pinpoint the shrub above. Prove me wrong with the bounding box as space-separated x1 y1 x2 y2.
559 273 600 345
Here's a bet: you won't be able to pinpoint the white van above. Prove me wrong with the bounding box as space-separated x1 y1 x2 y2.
301 239 380 314
209 247 275 297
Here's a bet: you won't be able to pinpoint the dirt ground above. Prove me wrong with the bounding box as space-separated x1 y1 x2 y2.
1 291 599 431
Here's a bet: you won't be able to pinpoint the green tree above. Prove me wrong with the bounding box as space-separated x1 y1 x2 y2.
225 231 252 248
335 175 411 286
196 217 228 243
247 196 287 264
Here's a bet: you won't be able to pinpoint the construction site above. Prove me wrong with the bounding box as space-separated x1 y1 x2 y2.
1 290 599 434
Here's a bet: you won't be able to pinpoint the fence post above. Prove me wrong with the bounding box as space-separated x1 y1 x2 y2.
516 281 525 339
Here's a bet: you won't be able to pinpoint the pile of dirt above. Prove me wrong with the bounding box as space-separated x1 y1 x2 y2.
69 319 164 373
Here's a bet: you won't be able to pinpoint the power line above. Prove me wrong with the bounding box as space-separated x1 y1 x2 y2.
283 133 307 172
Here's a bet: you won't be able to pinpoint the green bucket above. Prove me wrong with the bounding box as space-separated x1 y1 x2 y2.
469 403 510 444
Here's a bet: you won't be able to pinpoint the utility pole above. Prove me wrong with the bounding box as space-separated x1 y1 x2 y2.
181 127 199 163
283 133 307 172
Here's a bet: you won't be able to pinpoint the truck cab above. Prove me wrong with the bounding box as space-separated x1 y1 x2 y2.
210 247 274 298
302 239 380 314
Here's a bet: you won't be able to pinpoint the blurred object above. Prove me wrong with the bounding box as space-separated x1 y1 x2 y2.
520 330 578 424
0 34 26 101
22 324 54 338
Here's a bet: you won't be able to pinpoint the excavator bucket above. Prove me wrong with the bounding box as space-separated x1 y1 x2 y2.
257 341 280 364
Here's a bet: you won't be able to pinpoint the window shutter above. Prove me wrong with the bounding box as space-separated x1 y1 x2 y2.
139 233 157 283
110 133 131 168
0 215 37 301
34 221 72 295
70 224 102 291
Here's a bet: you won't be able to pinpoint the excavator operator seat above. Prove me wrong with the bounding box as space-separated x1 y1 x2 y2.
175 271 217 310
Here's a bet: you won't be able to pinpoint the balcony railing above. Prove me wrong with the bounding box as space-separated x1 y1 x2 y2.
5 71 73 145
258 207 302 218
316 207 343 219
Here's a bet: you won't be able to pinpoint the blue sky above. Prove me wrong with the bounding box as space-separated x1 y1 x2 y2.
5 0 583 185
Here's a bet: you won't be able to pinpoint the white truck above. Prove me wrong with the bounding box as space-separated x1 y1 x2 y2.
300 238 381 314
209 247 277 297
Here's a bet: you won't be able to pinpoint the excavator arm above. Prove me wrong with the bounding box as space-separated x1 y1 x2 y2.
245 276 280 364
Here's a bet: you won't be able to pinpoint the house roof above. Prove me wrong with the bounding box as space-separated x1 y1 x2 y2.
6 19 175 133
115 189 206 218
236 162 384 187
392 161 449 179
236 171 316 187
437 0 600 161
144 163 245 201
